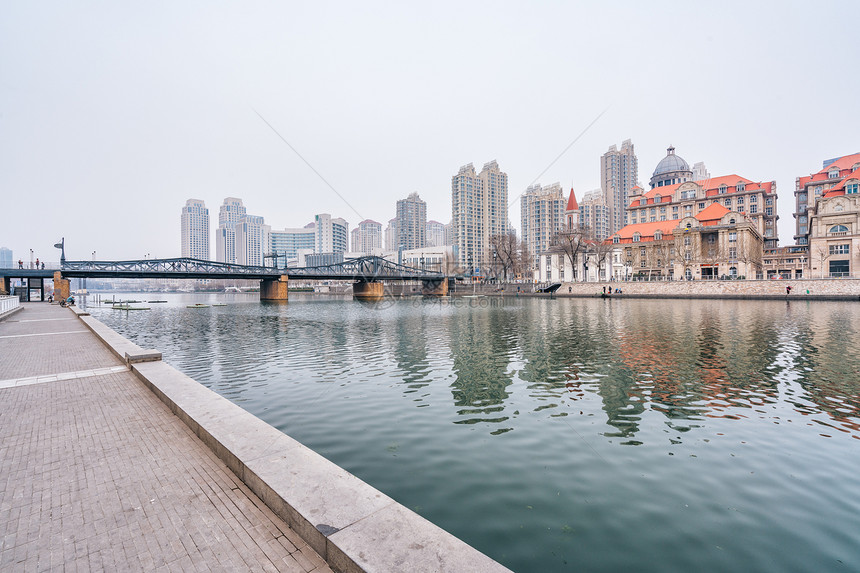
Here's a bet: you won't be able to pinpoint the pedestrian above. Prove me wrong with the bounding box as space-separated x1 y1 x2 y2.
786 285 792 295
18 259 23 269
41 262 45 270
35 258 39 268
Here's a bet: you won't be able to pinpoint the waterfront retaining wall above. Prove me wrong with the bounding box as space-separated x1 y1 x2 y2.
552 278 860 300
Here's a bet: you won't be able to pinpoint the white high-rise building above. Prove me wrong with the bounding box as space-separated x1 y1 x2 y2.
215 198 247 264
235 215 269 267
314 214 348 254
426 220 445 247
269 227 316 266
384 219 398 251
181 199 210 260
396 192 427 250
521 183 566 269
0 247 12 269
351 220 383 254
579 189 610 242
601 140 639 235
692 161 711 182
452 160 509 273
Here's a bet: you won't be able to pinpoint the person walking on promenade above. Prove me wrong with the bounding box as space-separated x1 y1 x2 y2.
17 260 22 269
35 258 39 268
786 285 792 295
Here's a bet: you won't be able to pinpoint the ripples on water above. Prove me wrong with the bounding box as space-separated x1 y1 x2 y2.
90 294 860 573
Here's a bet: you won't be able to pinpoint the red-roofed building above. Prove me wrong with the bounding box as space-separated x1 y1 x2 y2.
799 154 860 278
794 152 860 246
604 205 763 280
626 172 778 249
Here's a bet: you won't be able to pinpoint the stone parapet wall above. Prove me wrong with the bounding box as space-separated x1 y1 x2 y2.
553 279 860 299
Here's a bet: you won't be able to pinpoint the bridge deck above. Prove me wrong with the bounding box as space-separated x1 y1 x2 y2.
0 303 331 572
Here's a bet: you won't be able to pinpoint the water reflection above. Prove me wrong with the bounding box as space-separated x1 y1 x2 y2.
90 295 860 444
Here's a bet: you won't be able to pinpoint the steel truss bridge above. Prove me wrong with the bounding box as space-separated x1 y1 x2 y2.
4 256 445 282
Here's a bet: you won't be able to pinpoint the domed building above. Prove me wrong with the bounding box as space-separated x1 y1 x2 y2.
650 146 693 189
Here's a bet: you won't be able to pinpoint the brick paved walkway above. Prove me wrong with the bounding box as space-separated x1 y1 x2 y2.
0 303 332 572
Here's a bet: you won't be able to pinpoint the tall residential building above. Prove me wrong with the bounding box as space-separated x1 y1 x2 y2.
269 227 316 266
579 189 610 241
235 215 269 266
452 160 510 272
0 247 12 269
601 140 639 235
443 221 454 247
794 152 860 246
426 220 445 247
215 197 246 264
396 192 427 250
521 183 566 269
351 219 383 253
180 199 210 260
384 219 398 251
314 214 348 254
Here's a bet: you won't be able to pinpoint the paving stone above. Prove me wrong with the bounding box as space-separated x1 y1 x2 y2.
0 304 332 572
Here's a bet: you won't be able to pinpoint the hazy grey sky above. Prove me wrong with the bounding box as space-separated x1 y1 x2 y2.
2 1 858 263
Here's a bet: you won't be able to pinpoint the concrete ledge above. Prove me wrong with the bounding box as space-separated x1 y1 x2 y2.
0 305 23 322
77 314 162 365
74 316 512 573
70 306 90 317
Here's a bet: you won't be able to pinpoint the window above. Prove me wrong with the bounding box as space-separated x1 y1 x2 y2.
829 224 849 235
633 233 641 242
729 266 738 277
729 232 737 242
750 195 758 203
650 208 656 216
640 247 646 257
724 198 732 206
729 218 736 224
654 231 662 240
766 207 773 216
830 244 850 255
685 250 691 261
737 183 745 192
718 185 727 194
698 202 706 209
681 189 695 200
798 193 806 202
750 205 758 214
847 183 859 194
799 215 807 224
828 169 839 179
684 236 691 246
729 247 737 261
640 198 647 206
672 206 679 214
640 259 646 267
766 198 773 206
612 236 620 243
830 260 849 277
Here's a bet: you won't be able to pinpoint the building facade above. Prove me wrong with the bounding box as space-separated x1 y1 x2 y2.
180 199 210 260
579 189 610 242
794 152 860 247
806 162 860 278
384 219 398 252
0 247 12 269
626 173 779 249
351 219 383 254
452 160 510 273
269 227 316 267
234 215 269 267
601 140 639 235
521 182 566 271
426 220 446 247
649 146 693 189
314 214 348 254
396 192 427 250
215 197 247 264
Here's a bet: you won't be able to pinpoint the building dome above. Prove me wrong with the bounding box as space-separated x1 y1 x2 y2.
652 146 689 177
650 145 693 189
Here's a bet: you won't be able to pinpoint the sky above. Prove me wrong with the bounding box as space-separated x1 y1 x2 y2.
2 0 859 263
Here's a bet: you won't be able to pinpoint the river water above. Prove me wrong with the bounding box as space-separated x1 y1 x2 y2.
87 293 860 572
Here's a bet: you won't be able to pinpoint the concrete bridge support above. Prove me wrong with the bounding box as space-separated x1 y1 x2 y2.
421 278 449 296
259 275 289 301
1 277 8 296
353 280 384 300
53 272 70 301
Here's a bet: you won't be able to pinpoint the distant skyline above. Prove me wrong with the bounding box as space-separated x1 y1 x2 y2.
2 1 859 263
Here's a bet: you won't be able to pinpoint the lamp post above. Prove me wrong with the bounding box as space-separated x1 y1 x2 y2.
92 251 96 261
30 249 34 269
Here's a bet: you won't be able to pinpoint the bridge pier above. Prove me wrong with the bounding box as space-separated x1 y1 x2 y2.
353 280 384 300
421 278 449 296
1 277 8 296
53 272 70 301
260 275 289 301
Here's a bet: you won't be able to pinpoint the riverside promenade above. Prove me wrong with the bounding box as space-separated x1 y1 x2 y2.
1 302 512 573
0 303 332 571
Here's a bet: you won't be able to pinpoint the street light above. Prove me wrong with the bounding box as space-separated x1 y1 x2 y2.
92 251 96 261
53 238 65 267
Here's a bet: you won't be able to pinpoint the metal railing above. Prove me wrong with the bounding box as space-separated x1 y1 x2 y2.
0 295 20 314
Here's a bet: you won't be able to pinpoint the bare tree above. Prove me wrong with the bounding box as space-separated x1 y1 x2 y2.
590 240 614 281
516 239 532 280
552 225 590 281
489 234 519 281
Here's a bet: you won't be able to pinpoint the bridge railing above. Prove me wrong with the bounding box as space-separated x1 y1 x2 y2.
0 295 20 314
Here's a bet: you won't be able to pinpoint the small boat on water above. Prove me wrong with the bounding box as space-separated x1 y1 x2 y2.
111 304 150 310
147 300 168 303
187 303 210 308
212 303 227 307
